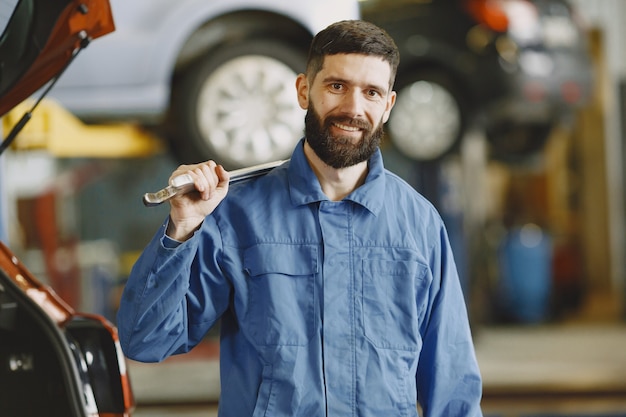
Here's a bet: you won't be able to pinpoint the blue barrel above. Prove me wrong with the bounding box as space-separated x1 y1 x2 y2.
498 224 553 323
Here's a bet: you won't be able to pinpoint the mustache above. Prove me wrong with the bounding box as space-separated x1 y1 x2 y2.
324 116 372 131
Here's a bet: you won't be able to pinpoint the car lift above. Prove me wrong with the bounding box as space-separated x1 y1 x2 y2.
1 99 163 158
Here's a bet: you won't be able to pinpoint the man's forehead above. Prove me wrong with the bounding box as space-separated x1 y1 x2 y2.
320 53 389 69
315 53 392 88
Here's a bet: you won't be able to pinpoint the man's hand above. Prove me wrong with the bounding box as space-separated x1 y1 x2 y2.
166 160 230 241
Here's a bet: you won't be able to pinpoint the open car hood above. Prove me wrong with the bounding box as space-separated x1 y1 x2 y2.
0 0 115 117
0 2 132 416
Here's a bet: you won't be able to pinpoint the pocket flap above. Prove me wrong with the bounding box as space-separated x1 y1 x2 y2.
244 244 318 276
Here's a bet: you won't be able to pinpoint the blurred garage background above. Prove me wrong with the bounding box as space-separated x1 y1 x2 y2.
2 0 626 415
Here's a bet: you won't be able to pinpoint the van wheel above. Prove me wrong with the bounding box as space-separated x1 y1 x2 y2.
389 71 465 161
168 39 306 168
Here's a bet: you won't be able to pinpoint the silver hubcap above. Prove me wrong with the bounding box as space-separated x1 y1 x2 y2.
197 55 304 167
389 80 461 160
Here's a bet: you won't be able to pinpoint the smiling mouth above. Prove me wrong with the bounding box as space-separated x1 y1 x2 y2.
333 122 362 133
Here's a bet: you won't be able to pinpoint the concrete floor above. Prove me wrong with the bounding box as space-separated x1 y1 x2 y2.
127 323 626 416
475 323 626 394
133 405 218 417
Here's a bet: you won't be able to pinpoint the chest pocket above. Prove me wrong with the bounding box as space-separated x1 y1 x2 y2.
362 259 429 351
243 244 318 347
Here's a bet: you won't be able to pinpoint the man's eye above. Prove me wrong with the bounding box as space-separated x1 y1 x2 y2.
331 83 343 90
368 90 380 97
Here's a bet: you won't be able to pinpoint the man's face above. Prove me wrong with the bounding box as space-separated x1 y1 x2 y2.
303 102 384 169
296 53 396 168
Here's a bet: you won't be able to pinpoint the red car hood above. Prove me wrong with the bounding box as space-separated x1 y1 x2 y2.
0 0 115 117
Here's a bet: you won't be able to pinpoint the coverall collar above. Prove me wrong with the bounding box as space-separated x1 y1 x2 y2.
287 138 386 216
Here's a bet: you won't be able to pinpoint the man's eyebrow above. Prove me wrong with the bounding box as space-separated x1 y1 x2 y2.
321 76 389 94
321 76 348 85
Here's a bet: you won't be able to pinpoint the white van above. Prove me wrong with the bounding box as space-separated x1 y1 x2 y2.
49 0 361 167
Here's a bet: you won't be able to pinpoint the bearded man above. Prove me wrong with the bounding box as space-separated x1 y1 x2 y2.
117 20 483 417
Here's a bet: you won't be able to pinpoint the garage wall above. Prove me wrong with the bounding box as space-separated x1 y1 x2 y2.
570 0 626 293
570 0 626 79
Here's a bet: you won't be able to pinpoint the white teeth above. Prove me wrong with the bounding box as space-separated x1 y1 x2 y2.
334 123 360 132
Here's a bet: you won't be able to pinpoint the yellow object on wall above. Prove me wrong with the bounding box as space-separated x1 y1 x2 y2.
2 99 163 158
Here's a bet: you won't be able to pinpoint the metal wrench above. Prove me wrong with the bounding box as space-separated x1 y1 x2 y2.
142 159 287 207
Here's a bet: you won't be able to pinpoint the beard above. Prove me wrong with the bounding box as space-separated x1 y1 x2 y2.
304 103 384 169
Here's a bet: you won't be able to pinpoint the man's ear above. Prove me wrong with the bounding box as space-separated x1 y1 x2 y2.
295 73 309 110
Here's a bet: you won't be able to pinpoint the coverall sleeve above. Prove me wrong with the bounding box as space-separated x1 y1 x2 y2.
416 223 483 417
116 217 231 362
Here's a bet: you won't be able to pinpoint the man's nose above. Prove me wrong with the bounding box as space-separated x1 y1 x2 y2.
339 90 366 117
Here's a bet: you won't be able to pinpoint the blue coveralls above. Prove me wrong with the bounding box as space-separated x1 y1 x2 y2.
117 140 483 416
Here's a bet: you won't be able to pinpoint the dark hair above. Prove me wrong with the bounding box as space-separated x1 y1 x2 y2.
306 20 400 87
